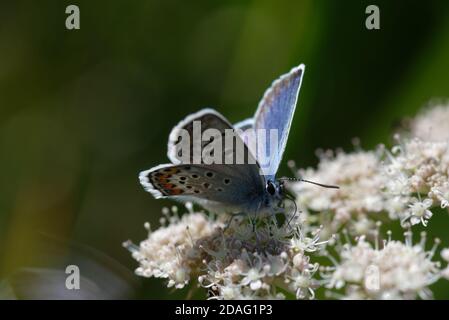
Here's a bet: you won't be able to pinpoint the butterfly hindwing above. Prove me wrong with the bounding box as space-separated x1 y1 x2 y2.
139 163 265 212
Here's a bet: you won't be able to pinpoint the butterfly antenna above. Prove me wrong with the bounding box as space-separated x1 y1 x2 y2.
280 177 339 189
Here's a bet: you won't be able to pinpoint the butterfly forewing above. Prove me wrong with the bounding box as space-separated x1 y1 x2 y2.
168 109 257 167
254 64 304 179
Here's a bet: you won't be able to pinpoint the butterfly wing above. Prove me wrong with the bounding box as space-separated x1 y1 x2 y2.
166 107 263 173
167 109 254 165
139 163 264 213
145 108 267 212
234 118 254 131
253 64 305 179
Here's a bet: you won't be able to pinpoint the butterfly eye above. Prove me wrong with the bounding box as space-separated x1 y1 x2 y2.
266 181 276 195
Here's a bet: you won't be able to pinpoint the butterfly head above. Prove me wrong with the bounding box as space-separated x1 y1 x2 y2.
265 179 284 203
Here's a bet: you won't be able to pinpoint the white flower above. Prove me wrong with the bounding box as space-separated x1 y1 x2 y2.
240 253 268 291
402 198 433 227
286 261 320 299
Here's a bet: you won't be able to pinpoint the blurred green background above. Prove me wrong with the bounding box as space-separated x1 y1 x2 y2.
1 0 449 299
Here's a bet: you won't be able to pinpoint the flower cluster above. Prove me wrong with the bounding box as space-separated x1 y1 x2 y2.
382 103 449 225
289 149 386 236
291 103 449 232
322 230 441 299
123 204 219 289
383 137 449 227
125 205 329 299
199 221 330 300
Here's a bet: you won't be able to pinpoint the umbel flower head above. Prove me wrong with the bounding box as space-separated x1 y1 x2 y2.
123 204 219 289
382 103 449 221
124 204 329 299
383 137 449 226
289 147 386 236
322 229 442 300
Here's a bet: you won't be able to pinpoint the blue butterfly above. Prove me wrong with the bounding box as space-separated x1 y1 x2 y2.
139 64 337 216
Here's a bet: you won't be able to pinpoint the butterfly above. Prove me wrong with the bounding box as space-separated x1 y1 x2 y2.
139 64 337 216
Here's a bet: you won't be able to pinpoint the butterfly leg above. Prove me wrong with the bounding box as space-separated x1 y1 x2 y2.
267 208 281 232
252 203 263 252
282 194 299 231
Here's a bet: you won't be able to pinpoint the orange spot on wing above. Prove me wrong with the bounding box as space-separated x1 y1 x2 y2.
162 183 175 189
170 189 184 195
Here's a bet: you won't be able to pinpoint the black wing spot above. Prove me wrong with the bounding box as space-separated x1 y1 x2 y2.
194 189 200 194
191 174 199 179
223 178 231 185
206 172 214 178
216 187 223 192
203 182 211 189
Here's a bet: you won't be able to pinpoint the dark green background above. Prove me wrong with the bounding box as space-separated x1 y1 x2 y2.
1 0 449 299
